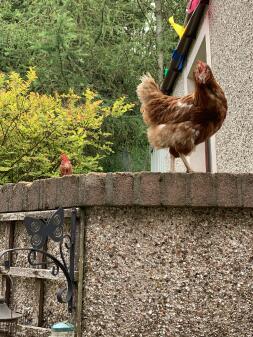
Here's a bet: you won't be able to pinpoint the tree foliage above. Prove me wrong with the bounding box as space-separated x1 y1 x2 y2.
0 69 133 183
101 115 151 171
0 0 187 177
0 0 187 99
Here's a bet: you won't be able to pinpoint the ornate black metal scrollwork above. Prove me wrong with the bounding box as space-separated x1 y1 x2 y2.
0 208 77 313
24 208 64 249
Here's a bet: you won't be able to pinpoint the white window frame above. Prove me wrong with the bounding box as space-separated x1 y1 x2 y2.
184 14 217 173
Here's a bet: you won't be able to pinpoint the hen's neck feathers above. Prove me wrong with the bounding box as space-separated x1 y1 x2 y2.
194 78 227 111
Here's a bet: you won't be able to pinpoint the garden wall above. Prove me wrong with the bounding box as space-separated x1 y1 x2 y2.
0 173 253 337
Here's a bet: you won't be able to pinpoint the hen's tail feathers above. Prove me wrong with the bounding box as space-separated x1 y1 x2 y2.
136 73 160 104
137 73 166 125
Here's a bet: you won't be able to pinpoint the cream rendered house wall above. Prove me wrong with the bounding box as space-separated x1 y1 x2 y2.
209 0 253 173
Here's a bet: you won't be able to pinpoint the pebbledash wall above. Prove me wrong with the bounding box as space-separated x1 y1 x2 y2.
1 172 253 337
209 0 253 173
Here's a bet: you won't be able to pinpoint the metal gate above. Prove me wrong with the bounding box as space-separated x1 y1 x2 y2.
0 208 85 337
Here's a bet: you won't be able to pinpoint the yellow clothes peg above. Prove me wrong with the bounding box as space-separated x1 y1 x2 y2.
168 16 186 39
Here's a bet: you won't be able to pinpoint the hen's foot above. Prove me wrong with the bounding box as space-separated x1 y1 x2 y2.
170 153 175 172
179 153 194 173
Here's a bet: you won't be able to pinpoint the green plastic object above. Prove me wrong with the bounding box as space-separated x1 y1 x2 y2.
164 68 169 77
51 322 74 332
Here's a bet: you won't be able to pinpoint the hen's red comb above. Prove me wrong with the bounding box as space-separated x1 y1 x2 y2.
60 153 70 162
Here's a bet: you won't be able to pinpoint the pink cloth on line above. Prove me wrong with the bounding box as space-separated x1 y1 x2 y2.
187 0 200 13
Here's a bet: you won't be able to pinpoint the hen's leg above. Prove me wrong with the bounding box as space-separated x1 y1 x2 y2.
179 153 194 173
170 153 175 172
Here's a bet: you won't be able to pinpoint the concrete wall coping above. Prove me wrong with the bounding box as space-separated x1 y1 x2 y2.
0 172 253 213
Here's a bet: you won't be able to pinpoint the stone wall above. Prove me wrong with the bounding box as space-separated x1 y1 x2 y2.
84 206 253 337
0 173 253 336
0 172 253 211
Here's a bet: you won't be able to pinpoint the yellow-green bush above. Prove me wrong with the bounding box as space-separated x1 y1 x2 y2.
0 69 134 183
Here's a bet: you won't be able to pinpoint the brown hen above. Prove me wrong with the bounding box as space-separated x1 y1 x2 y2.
59 153 73 176
136 61 227 172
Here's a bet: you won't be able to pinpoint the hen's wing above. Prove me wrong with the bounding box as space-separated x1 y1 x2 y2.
136 74 195 125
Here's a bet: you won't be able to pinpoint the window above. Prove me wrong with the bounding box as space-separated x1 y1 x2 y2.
184 14 216 172
151 14 216 172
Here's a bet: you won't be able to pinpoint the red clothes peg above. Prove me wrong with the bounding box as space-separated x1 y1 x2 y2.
187 0 200 14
